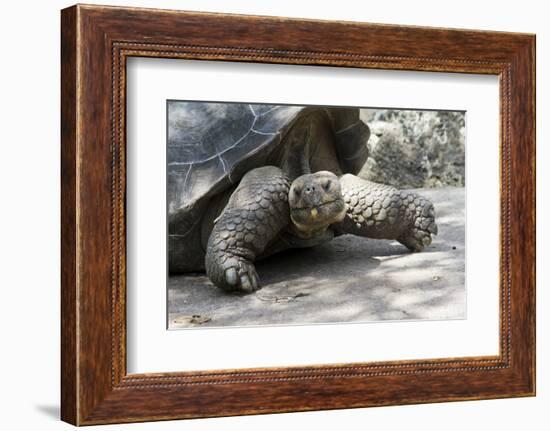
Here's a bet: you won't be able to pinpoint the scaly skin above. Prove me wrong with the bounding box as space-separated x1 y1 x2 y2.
206 170 437 293
335 174 438 251
205 166 290 292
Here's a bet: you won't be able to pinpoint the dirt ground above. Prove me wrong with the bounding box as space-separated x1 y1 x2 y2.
168 187 465 329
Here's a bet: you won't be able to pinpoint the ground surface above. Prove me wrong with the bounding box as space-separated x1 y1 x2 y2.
168 187 465 329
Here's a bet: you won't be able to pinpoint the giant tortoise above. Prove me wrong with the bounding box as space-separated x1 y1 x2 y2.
168 102 437 292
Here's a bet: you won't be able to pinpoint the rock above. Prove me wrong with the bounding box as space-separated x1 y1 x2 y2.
359 109 465 188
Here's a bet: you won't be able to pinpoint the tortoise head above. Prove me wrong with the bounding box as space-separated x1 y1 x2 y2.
288 171 346 237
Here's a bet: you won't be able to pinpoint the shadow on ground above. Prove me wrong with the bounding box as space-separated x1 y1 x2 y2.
34 405 59 421
168 187 465 328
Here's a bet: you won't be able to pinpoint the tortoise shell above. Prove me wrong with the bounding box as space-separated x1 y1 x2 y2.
167 101 370 227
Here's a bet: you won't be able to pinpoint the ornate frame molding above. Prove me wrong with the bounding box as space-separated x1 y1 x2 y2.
61 5 535 425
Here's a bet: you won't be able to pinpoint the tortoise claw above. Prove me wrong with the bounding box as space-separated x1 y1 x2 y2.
224 267 239 287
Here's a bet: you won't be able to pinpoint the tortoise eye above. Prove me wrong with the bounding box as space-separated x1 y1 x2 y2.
293 187 302 196
322 180 331 191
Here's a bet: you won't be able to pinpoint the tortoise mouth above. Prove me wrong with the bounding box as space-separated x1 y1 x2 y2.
291 198 343 211
290 197 346 233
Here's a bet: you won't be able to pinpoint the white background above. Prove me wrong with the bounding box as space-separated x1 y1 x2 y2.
127 59 499 373
0 0 547 430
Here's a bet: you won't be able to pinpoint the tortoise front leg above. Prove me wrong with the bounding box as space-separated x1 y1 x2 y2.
335 174 438 251
205 166 290 292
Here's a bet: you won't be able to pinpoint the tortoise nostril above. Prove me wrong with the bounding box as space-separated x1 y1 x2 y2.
305 185 315 193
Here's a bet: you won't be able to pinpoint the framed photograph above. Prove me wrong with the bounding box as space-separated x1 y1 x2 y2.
61 4 535 425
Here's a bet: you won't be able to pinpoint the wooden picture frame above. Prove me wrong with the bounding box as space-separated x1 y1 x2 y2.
61 4 535 425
